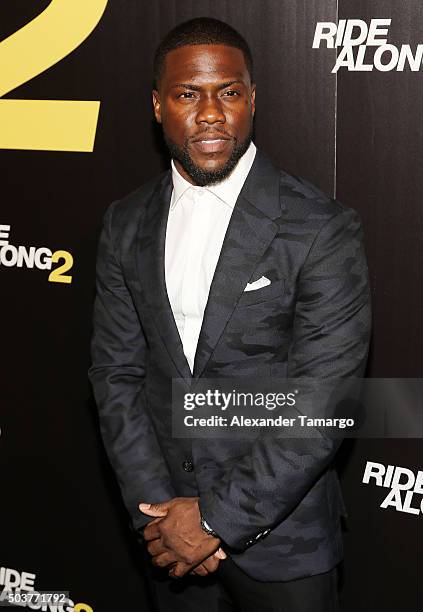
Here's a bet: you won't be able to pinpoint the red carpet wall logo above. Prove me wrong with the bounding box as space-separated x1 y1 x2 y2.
313 19 423 73
0 566 93 611
0 224 73 284
0 0 109 152
363 461 423 515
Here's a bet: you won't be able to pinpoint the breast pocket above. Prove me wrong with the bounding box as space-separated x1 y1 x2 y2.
236 278 285 307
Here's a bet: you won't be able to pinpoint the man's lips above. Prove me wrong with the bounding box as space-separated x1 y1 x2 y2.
190 134 233 154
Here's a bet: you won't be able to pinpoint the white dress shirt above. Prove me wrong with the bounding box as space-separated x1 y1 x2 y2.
164 142 257 373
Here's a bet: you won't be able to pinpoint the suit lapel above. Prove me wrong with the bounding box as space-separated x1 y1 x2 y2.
136 172 192 380
193 152 281 379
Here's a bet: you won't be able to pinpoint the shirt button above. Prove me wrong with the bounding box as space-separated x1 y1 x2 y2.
182 459 194 472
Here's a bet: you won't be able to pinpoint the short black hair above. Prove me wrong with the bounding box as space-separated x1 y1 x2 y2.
153 17 253 89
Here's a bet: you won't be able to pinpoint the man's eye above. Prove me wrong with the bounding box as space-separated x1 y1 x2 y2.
223 90 239 97
178 92 196 99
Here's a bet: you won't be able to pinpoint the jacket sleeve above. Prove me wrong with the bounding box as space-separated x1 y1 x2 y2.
88 201 176 532
198 207 372 550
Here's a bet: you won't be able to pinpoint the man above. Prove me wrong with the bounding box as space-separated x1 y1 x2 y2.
88 17 371 612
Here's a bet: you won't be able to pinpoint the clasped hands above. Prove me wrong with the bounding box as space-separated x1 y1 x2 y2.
139 496 226 578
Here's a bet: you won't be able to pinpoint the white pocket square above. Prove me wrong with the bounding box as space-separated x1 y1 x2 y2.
244 276 271 292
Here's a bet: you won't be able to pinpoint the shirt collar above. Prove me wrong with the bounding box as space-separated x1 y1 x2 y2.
170 142 257 210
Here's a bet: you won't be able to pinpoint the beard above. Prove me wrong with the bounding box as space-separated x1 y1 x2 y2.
163 127 253 187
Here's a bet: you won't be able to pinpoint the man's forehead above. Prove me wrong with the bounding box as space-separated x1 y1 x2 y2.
163 44 248 82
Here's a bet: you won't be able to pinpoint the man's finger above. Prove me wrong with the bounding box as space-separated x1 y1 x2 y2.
139 501 169 517
190 551 226 577
151 551 178 568
190 563 209 577
168 561 192 579
201 555 220 573
143 521 162 541
214 547 227 560
147 538 168 557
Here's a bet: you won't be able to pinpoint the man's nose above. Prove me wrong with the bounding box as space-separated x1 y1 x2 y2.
195 95 225 124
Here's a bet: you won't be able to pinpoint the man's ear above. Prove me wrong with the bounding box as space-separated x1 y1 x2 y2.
152 90 162 123
251 84 256 117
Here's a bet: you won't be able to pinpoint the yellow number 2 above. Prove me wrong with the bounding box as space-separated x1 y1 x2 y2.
48 250 73 284
0 0 108 152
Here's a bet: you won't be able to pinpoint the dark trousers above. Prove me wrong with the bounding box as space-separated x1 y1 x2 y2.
143 546 340 612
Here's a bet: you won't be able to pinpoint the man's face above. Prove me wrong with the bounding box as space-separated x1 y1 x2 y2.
152 44 256 186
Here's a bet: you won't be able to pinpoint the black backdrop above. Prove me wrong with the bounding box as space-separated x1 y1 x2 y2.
1 2 422 611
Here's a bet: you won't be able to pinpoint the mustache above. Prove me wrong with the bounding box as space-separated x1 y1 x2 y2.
189 129 235 143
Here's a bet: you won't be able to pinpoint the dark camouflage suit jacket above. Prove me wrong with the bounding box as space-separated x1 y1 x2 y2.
88 150 371 581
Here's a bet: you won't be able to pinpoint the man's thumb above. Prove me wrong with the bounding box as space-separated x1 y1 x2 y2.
139 502 168 517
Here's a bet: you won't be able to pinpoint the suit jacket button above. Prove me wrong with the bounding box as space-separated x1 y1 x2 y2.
182 459 194 472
